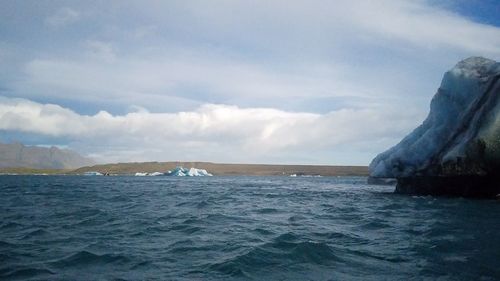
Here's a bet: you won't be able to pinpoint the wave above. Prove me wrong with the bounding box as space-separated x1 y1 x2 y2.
0 222 24 230
50 250 131 267
209 232 342 276
0 240 16 248
0 266 54 279
21 228 50 239
168 224 203 234
252 227 274 236
256 208 280 214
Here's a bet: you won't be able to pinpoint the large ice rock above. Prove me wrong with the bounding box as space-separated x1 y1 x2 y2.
167 166 213 177
369 57 500 197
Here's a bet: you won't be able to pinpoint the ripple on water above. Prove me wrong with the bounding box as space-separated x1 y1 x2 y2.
20 228 50 240
0 221 24 230
209 232 343 277
256 207 279 214
168 223 203 234
0 266 55 280
50 250 132 268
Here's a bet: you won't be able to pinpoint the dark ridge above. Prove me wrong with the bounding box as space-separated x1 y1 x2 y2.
396 175 500 198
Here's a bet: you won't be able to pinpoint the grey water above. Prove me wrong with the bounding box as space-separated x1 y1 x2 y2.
1 176 499 281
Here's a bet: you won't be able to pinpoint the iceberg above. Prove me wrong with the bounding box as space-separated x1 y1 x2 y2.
370 57 500 197
134 172 165 176
166 166 213 177
84 171 103 176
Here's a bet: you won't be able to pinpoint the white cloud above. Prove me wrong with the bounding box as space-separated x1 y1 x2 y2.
45 7 80 28
0 97 424 164
339 0 500 54
20 53 388 113
3 0 500 165
14 0 500 113
127 0 500 56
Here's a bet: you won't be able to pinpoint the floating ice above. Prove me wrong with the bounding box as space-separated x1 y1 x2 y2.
134 172 165 176
370 57 500 178
166 166 213 177
83 171 103 176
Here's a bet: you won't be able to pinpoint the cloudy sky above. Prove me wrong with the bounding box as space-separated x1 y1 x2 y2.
1 0 499 165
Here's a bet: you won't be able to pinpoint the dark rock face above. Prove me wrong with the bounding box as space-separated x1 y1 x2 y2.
369 57 500 198
396 176 500 198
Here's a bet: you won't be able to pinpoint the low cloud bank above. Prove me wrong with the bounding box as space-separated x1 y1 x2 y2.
0 97 423 164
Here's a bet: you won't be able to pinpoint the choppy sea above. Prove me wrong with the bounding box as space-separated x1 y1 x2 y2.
1 175 499 280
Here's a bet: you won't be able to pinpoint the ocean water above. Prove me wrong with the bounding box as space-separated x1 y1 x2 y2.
1 176 499 281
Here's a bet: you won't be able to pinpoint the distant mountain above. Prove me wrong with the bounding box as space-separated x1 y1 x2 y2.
0 142 95 169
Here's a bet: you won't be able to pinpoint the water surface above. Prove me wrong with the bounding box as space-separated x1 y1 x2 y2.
1 176 499 280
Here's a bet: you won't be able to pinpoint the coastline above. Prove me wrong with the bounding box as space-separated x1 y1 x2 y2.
73 162 369 176
0 162 369 177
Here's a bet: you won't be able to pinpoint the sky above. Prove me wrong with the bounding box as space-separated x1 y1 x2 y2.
0 0 499 165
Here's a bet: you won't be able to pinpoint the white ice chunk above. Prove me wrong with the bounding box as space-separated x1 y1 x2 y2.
84 171 103 176
167 166 213 177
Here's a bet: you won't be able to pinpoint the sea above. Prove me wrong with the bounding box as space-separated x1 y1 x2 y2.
1 175 499 281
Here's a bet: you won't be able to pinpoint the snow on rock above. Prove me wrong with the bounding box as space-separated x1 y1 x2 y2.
167 166 213 177
370 57 500 178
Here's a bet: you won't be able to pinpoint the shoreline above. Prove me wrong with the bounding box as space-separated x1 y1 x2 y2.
0 162 369 177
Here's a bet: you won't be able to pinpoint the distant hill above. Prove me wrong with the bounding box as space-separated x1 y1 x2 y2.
73 161 369 176
0 142 95 169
